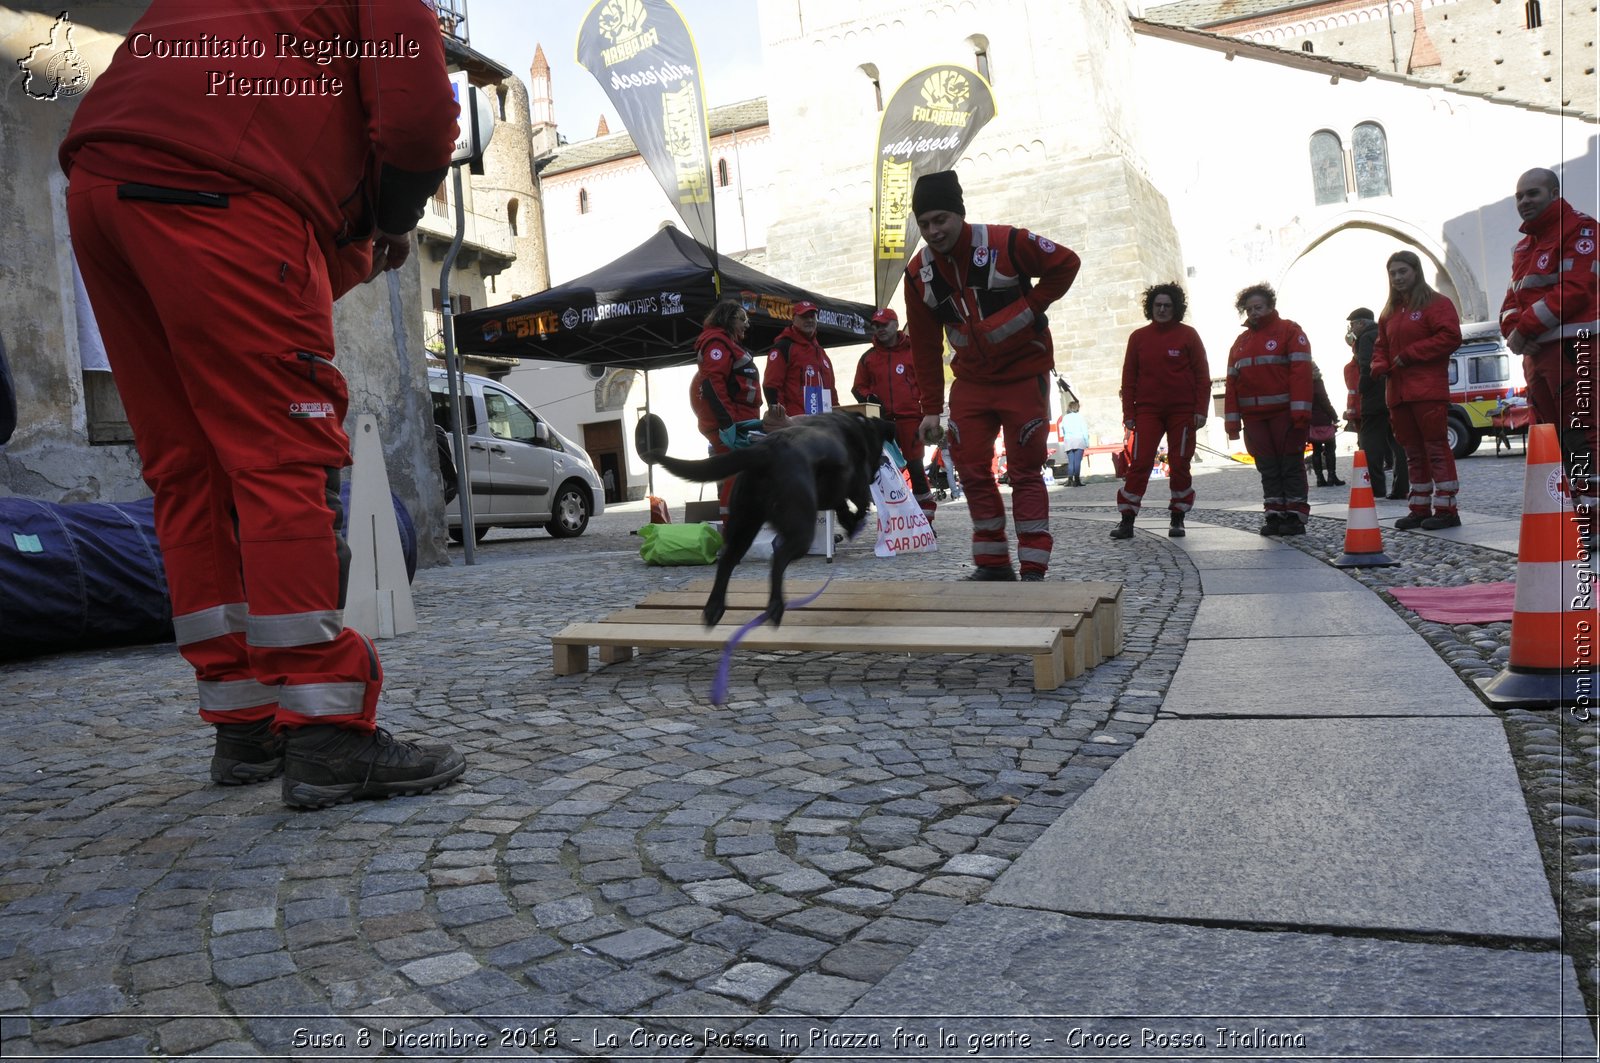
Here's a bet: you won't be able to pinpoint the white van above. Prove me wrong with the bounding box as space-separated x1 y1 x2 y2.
427 367 605 542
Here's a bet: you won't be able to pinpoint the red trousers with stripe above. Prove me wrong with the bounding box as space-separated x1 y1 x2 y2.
1389 400 1458 516
948 374 1053 575
67 169 380 731
1117 410 1197 516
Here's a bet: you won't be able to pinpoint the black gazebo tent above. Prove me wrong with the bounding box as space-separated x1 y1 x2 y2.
454 227 876 369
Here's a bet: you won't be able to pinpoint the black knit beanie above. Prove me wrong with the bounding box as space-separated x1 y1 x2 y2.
911 170 965 217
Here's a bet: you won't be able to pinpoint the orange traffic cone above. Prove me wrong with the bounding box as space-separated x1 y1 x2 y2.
1334 450 1398 567
1480 423 1599 706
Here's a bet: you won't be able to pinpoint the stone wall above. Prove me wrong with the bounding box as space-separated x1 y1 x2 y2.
1225 0 1594 117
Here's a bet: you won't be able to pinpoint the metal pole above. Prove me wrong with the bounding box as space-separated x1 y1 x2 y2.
644 369 654 497
440 163 477 565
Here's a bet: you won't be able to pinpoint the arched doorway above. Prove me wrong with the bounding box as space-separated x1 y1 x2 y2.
1277 224 1466 391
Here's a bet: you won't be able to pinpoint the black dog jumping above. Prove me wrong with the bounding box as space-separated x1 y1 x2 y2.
646 410 898 627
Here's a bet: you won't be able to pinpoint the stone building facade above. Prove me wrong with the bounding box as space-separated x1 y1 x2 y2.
1145 0 1596 117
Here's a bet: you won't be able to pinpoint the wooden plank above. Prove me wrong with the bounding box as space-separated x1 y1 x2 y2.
643 585 1118 666
597 607 1092 677
551 623 1065 691
681 577 1118 603
638 588 1102 613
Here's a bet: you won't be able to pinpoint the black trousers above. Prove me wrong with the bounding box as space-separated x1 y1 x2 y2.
1357 412 1407 495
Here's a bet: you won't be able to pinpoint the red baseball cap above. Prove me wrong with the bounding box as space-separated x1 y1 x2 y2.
871 308 898 325
793 301 819 316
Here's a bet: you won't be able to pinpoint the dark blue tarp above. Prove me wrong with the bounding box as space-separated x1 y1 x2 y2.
0 490 417 661
0 496 171 660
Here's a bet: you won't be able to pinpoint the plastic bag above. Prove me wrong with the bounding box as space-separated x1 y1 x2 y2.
638 522 722 566
870 448 936 557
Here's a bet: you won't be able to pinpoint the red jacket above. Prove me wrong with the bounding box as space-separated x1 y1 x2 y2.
903 222 1081 415
59 0 457 298
1500 197 1599 345
1342 357 1361 423
1372 295 1461 405
1223 311 1313 436
851 331 923 419
691 326 761 435
1120 321 1210 421
763 325 837 415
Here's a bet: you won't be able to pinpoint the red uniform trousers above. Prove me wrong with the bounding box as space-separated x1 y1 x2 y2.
892 416 935 519
1527 337 1599 519
67 170 380 732
948 374 1052 576
1240 412 1310 519
1116 410 1197 517
1388 400 1458 516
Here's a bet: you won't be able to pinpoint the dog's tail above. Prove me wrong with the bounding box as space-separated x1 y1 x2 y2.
653 447 772 484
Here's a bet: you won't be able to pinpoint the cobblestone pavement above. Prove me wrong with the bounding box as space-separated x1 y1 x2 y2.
0 445 1594 1060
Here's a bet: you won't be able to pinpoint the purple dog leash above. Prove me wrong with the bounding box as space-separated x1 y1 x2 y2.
711 570 836 706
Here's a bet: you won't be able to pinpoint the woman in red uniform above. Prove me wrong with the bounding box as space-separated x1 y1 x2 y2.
1370 250 1463 529
1111 282 1209 540
1224 284 1314 535
689 299 762 524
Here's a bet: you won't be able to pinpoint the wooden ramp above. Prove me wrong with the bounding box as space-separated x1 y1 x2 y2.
550 579 1123 693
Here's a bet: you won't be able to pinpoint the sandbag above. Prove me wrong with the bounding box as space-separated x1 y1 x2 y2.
638 522 721 566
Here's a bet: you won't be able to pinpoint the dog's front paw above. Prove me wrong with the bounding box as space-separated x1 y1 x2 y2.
767 599 786 627
703 603 726 628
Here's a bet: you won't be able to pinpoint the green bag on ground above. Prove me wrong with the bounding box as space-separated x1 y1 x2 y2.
638 522 722 566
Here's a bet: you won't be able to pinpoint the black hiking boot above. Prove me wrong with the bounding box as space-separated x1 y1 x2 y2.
965 565 1018 582
1020 570 1046 582
211 719 287 785
1168 512 1186 538
1109 514 1135 540
282 726 466 810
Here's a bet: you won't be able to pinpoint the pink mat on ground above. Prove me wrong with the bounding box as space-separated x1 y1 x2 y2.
1389 582 1516 623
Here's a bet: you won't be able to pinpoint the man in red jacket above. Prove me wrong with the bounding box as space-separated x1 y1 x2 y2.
1501 167 1599 539
853 308 935 521
903 171 1081 580
1111 283 1210 540
60 0 465 809
764 302 838 416
1224 284 1315 535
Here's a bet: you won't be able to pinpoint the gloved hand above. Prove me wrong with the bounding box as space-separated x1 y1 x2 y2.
1226 427 1240 442
719 420 763 449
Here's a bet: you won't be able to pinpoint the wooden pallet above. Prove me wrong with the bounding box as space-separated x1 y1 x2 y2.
549 579 1123 693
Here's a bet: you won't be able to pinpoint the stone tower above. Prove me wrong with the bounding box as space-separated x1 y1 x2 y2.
529 44 560 158
480 75 551 304
758 0 1186 423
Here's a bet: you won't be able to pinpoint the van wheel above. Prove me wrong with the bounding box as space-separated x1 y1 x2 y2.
547 482 591 538
1446 413 1478 459
449 525 491 544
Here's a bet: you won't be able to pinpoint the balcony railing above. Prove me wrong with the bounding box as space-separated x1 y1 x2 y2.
417 208 515 258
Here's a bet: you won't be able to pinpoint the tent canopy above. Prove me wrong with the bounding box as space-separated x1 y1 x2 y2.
454 227 877 371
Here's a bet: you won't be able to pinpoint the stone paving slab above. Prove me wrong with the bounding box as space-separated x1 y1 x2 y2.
988 718 1556 939
1161 633 1487 715
1189 592 1415 640
1198 565 1364 594
799 904 1594 1061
